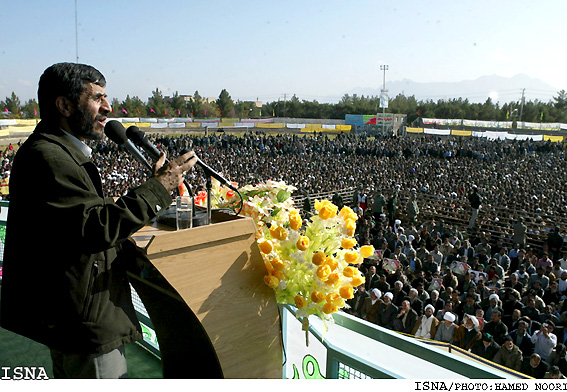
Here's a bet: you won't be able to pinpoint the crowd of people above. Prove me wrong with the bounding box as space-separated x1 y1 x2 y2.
2 129 567 378
343 201 567 378
79 131 567 220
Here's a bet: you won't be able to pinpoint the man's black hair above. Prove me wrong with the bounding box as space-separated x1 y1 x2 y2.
38 62 106 120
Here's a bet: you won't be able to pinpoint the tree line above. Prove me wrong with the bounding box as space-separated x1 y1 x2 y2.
2 88 567 125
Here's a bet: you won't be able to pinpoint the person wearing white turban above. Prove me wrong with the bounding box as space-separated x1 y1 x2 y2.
434 311 457 343
362 289 382 324
412 304 439 339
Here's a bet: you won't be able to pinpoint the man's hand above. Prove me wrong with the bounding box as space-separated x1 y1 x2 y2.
154 150 198 193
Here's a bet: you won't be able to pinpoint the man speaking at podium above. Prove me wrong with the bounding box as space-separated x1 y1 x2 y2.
0 63 197 378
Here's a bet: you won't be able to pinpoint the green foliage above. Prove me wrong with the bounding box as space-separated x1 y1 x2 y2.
3 88 567 123
216 89 234 118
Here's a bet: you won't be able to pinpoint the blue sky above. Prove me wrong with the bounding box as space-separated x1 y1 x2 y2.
1 0 566 104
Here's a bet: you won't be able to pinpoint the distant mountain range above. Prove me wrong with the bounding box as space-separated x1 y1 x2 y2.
346 74 561 104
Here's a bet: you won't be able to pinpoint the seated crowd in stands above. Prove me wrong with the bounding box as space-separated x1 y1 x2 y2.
344 202 567 379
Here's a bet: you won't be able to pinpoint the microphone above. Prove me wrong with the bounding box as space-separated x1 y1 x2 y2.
104 121 152 170
126 125 163 162
126 125 238 192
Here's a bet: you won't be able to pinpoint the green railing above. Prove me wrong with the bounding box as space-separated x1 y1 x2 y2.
281 305 529 379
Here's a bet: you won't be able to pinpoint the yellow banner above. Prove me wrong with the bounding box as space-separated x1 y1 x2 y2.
300 127 337 133
186 123 202 128
16 119 39 126
451 130 472 136
8 126 35 133
0 130 9 137
256 123 285 128
335 124 352 131
219 122 236 127
544 135 564 142
406 127 424 133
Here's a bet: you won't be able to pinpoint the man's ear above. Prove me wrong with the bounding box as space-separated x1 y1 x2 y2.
55 96 75 117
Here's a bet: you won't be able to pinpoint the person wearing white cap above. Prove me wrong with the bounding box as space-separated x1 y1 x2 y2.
363 289 382 325
484 293 503 321
454 314 482 351
434 311 457 343
393 219 402 234
412 304 439 339
377 292 398 330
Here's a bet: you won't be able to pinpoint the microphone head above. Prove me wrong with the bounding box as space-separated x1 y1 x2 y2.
104 120 128 145
126 125 145 146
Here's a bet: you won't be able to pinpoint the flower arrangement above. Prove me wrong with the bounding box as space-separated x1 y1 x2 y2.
260 200 372 322
196 179 371 324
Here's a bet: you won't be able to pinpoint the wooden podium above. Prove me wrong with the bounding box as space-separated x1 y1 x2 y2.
128 212 283 378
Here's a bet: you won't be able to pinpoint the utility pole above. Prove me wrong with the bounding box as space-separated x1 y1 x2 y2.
283 93 287 118
519 88 525 128
75 0 79 63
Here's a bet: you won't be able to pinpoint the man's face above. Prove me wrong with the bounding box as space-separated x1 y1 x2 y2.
67 83 111 141
491 312 500 323
504 340 513 350
401 301 410 311
425 308 433 317
530 356 541 368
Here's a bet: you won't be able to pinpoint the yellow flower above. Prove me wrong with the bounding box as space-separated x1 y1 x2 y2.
295 295 307 309
351 275 365 287
296 236 310 251
318 203 338 220
311 291 325 303
264 261 274 274
326 292 340 304
271 258 285 270
341 237 357 249
360 245 375 259
258 240 273 254
272 270 285 281
317 264 331 280
339 285 354 300
343 266 358 278
289 213 302 230
312 252 326 266
344 219 356 232
326 292 344 307
264 275 279 289
314 199 332 211
339 206 358 221
325 273 340 286
344 251 361 264
269 224 287 241
323 303 338 314
325 257 338 271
